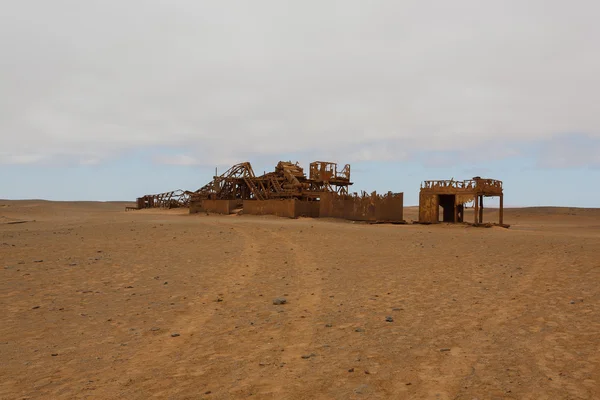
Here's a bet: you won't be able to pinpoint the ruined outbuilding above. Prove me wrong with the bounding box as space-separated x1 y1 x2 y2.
418 177 504 225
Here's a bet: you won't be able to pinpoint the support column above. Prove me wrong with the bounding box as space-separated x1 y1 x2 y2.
499 194 504 225
453 197 458 223
474 195 479 224
479 195 484 224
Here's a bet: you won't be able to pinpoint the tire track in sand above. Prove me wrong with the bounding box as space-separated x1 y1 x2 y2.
116 218 325 399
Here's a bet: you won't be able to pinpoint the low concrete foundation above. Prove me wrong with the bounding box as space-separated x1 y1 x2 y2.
190 199 242 215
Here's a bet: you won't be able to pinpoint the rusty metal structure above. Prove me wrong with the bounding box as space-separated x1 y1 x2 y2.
131 159 405 223
190 160 353 202
127 190 191 210
418 177 504 225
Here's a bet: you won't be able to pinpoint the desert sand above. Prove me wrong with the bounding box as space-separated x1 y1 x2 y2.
1 200 599 399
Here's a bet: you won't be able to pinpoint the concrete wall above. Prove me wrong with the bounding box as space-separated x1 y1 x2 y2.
295 201 320 218
243 199 297 218
320 192 404 222
190 199 241 214
375 192 404 222
418 193 438 223
191 195 403 222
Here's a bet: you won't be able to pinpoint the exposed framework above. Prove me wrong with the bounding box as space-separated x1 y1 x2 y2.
418 177 504 225
190 160 353 202
127 190 191 210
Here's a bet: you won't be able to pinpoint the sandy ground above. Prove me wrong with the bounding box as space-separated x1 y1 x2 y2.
1 201 599 400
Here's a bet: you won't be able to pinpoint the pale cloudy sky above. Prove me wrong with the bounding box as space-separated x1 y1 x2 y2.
1 1 599 205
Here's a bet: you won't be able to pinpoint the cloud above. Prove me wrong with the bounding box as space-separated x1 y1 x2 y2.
1 0 599 167
152 154 203 166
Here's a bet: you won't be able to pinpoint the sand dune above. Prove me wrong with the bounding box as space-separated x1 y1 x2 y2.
1 201 599 399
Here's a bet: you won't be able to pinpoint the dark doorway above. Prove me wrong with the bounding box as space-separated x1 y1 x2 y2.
438 195 456 222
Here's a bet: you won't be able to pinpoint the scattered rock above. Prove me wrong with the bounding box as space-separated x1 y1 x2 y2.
440 348 451 352
301 353 316 359
385 316 394 322
171 333 180 337
354 384 371 395
272 297 287 305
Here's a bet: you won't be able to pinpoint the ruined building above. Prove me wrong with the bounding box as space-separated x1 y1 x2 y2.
418 177 504 225
191 161 352 202
129 160 404 223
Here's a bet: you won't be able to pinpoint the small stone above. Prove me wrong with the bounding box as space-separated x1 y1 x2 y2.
150 327 160 332
348 368 354 372
272 297 287 305
406 382 412 386
33 260 43 263
125 286 133 289
51 353 58 356
392 308 403 311
171 333 180 337
364 370 370 374
355 328 364 332
301 353 316 359
205 390 211 394
570 300 576 304
385 316 394 322
440 348 451 352
325 324 333 328
164 282 168 285
31 306 40 310
354 384 371 395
